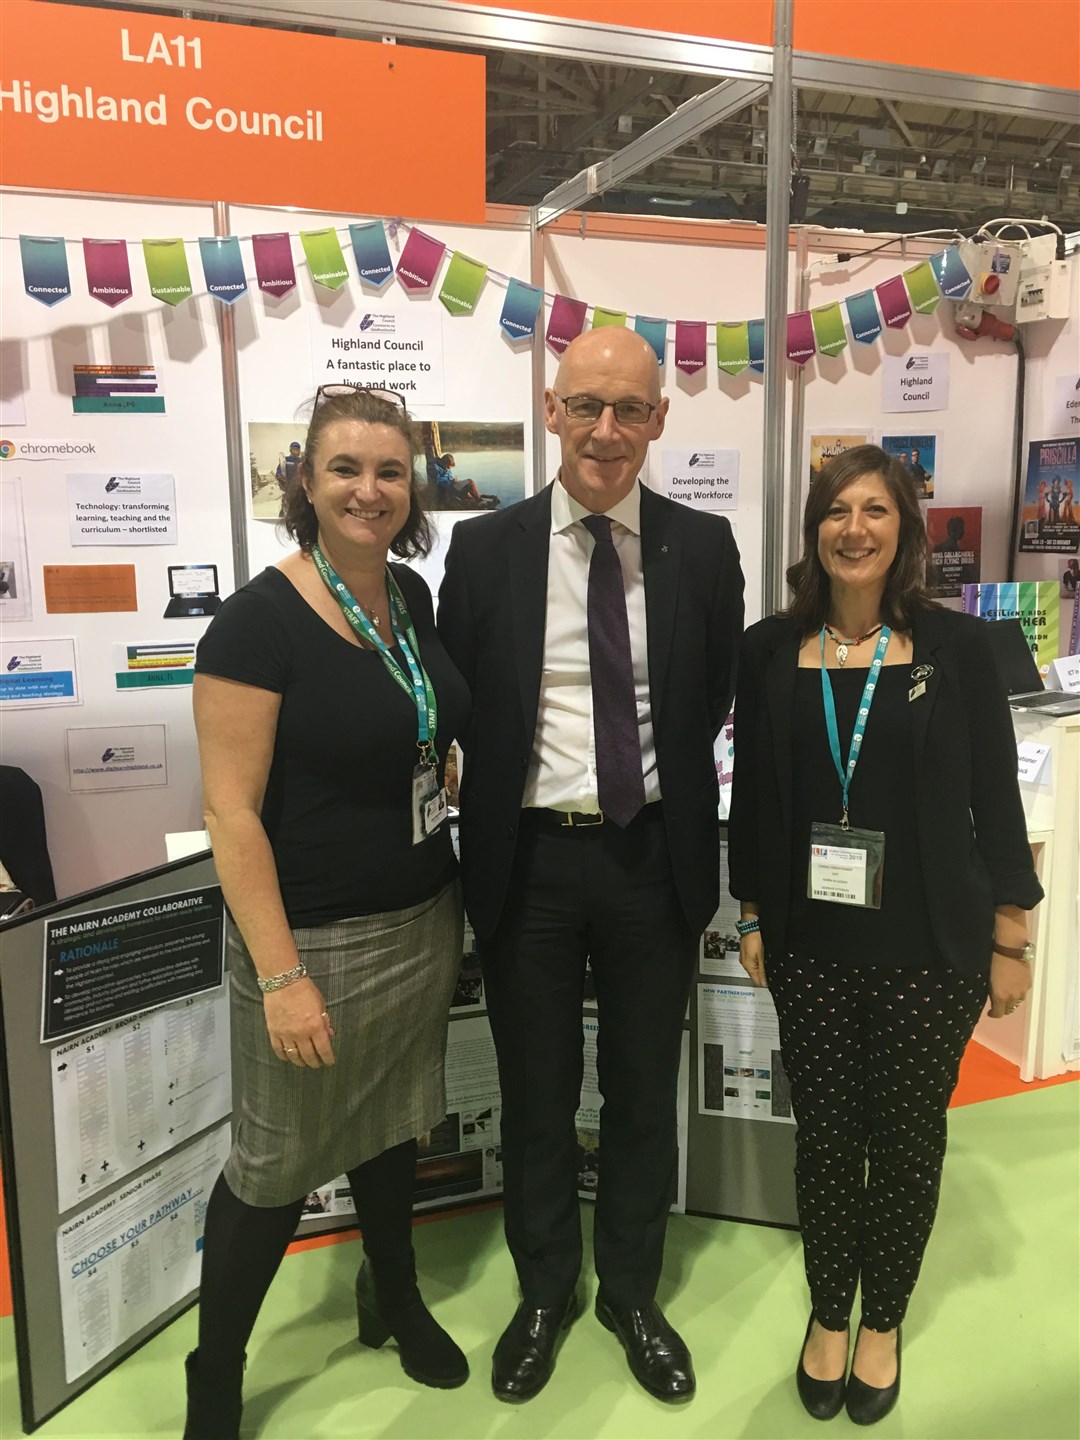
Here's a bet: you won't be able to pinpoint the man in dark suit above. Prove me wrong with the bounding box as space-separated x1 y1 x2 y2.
438 327 743 1403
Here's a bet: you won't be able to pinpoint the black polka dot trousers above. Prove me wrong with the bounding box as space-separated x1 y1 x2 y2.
768 953 987 1332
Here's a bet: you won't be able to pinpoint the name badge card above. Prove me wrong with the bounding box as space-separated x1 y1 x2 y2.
411 764 447 845
808 821 886 908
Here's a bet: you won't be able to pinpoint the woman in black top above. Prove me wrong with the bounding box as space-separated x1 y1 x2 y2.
728 446 1042 1426
187 386 470 1438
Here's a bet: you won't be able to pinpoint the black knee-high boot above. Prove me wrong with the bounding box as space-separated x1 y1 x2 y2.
184 1173 305 1440
347 1139 468 1389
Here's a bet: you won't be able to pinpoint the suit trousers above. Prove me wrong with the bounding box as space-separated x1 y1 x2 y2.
479 806 697 1308
768 952 987 1331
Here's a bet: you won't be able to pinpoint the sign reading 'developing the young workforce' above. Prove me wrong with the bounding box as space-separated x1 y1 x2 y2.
311 308 445 404
881 353 950 413
0 2 485 221
67 473 177 545
42 886 225 1042
657 449 739 511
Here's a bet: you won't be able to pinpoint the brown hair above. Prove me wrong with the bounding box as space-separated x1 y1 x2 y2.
785 444 934 634
280 388 433 559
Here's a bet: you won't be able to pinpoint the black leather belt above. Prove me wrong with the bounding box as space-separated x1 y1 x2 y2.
528 803 663 830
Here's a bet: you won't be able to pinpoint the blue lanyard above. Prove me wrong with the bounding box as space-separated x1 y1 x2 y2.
819 625 891 828
311 545 437 761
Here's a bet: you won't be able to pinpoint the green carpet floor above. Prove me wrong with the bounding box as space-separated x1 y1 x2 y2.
2 1084 1077 1440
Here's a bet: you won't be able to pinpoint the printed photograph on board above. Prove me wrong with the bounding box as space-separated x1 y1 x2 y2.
881 432 937 499
808 433 869 487
249 418 526 522
925 507 981 597
1019 438 1080 554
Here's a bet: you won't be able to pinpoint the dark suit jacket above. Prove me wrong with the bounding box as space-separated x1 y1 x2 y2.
726 607 1044 978
438 481 744 939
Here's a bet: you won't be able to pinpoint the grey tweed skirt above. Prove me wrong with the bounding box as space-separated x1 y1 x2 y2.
224 879 463 1207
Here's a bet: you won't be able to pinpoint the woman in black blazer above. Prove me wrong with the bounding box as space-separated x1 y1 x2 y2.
728 446 1042 1426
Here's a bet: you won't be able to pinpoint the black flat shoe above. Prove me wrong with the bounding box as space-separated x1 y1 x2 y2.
355 1261 468 1389
846 1323 901 1426
796 1314 847 1421
595 1293 695 1402
491 1292 580 1402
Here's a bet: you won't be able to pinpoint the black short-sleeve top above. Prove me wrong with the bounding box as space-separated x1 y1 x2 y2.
195 564 470 928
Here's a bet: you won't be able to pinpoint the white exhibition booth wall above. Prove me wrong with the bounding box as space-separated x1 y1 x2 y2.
2 189 1078 902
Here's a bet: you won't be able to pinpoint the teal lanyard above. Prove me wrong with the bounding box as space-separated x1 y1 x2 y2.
819 625 891 828
311 545 438 763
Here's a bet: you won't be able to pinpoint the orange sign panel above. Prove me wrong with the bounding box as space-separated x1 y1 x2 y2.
0 2 487 221
43 564 138 613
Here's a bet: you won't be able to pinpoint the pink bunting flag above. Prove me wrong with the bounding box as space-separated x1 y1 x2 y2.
875 275 913 329
674 320 707 375
251 233 296 297
786 310 816 365
546 294 588 355
396 228 445 291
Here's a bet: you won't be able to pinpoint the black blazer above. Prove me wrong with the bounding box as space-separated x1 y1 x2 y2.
727 607 1044 978
438 482 744 939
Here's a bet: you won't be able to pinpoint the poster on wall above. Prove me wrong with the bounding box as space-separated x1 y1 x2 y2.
1018 438 1079 554
0 636 80 708
248 418 525 522
50 990 231 1213
657 449 739 511
0 476 33 621
1047 374 1080 436
880 433 937 499
114 641 196 691
962 582 1060 677
56 1124 230 1383
696 984 794 1125
701 840 745 982
881 353 950 413
67 474 177 546
65 723 168 794
925 507 981 597
310 308 445 405
44 564 137 614
808 433 869 487
1061 559 1080 601
71 364 165 415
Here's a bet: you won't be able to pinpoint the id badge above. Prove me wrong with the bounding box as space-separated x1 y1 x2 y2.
808 821 885 908
411 764 447 845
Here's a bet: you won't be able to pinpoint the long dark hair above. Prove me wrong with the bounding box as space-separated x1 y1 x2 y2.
785 444 933 634
281 388 433 559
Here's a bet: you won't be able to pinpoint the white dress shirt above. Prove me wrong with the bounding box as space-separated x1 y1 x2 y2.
523 475 660 812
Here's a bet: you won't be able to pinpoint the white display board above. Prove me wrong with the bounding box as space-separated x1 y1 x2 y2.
0 192 230 899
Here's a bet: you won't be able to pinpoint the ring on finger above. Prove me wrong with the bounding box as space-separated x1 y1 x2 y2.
284 1046 298 1052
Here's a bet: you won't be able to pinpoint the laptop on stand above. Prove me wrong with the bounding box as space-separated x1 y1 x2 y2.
981 617 1080 717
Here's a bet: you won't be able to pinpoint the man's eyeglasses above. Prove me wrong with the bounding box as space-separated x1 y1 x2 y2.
314 384 407 411
554 393 658 425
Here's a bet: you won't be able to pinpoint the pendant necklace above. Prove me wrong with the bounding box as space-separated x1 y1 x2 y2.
824 621 883 668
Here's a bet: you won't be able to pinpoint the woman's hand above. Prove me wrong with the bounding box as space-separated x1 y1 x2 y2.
739 930 768 988
987 953 1033 1019
264 978 336 1067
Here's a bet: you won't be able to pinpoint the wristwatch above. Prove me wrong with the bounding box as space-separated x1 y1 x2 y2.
993 940 1034 964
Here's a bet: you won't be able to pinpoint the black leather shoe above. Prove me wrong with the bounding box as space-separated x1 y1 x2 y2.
846 1323 901 1426
492 1292 581 1402
796 1314 848 1421
595 1294 695 1402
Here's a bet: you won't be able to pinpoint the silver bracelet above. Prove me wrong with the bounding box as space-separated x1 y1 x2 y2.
257 961 308 993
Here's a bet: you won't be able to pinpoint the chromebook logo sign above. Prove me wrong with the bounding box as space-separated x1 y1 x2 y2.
0 440 16 459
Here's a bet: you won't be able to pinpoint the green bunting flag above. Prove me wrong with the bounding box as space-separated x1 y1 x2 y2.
142 239 193 307
810 302 848 357
438 251 488 315
300 229 349 290
904 260 942 314
592 306 627 328
715 321 750 376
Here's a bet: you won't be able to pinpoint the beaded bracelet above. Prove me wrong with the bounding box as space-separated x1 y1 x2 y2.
735 918 761 937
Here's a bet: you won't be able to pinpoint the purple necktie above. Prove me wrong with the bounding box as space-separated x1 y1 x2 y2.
581 514 646 828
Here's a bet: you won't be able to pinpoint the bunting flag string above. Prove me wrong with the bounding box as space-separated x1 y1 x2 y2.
12 218 979 375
